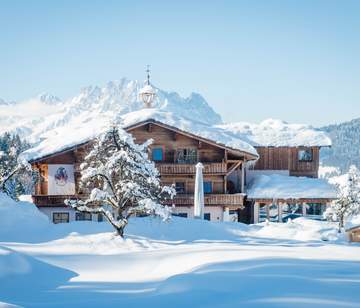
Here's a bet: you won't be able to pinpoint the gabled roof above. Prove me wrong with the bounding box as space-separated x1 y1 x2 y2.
23 109 258 163
126 119 258 160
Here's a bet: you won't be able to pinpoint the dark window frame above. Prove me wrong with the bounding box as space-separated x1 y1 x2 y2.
175 148 198 164
53 212 69 224
75 212 92 221
204 213 211 221
298 148 313 162
175 182 186 194
173 213 188 218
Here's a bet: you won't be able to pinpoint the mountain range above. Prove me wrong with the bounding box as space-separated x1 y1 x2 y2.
0 78 358 173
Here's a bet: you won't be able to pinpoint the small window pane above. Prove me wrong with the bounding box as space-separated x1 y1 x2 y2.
204 213 211 221
203 182 212 193
259 204 267 223
173 213 188 218
152 148 164 161
306 203 324 216
298 149 313 161
176 148 197 163
175 182 185 194
53 212 69 224
76 212 92 221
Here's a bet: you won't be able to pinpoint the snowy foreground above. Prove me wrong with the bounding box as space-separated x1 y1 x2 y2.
1 199 360 307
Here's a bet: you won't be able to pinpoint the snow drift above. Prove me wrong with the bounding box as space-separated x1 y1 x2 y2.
0 193 49 242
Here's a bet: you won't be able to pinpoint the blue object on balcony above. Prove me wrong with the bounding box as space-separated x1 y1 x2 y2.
152 148 163 161
203 181 212 193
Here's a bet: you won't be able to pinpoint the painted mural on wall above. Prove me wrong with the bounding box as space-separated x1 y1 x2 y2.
48 164 75 195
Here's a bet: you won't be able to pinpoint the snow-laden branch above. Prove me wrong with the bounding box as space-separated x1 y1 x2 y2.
65 125 176 237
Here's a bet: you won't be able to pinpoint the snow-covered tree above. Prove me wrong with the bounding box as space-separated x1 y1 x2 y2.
65 126 176 237
324 165 360 232
0 132 33 199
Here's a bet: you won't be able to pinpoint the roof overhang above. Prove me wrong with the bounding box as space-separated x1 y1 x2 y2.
29 118 259 164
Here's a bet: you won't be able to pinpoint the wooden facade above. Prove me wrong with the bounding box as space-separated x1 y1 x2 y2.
253 146 320 178
30 119 332 224
347 226 360 243
31 121 256 213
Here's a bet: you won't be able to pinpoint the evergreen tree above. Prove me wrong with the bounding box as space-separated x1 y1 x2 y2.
66 126 176 237
0 132 32 199
324 165 360 232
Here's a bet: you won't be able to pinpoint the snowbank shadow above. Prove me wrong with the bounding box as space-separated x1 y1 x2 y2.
0 246 76 307
5 257 360 307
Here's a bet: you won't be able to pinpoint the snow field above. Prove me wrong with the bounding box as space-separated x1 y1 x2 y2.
1 194 360 307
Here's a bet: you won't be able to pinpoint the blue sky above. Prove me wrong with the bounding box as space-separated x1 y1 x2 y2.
1 0 359 126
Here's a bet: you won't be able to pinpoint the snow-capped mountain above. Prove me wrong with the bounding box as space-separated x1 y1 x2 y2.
0 78 222 143
36 93 62 105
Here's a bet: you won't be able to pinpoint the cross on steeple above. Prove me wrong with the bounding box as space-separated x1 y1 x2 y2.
146 65 151 85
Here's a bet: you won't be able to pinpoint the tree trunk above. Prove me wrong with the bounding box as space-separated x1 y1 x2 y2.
116 226 125 237
338 215 344 233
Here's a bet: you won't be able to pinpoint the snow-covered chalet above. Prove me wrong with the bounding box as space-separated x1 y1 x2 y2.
23 87 336 224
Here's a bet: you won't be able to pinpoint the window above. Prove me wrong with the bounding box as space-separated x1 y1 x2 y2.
203 181 212 194
306 203 324 216
204 213 211 221
152 147 164 161
176 148 197 164
98 213 104 222
75 212 92 221
53 212 69 224
175 182 186 194
259 203 267 223
173 213 188 218
298 148 313 162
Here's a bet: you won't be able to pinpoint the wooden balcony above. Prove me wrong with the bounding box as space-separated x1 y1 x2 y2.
155 162 227 175
75 162 228 175
164 193 245 206
32 195 86 207
33 193 245 208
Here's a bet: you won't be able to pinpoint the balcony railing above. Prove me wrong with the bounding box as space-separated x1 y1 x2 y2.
33 193 244 207
156 162 227 175
32 195 86 207
164 194 245 206
75 162 228 175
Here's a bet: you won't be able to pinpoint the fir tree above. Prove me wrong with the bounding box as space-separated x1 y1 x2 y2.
66 126 176 237
324 165 360 232
0 132 33 199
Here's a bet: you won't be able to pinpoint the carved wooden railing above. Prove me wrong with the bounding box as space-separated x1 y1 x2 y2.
164 194 245 206
155 162 227 174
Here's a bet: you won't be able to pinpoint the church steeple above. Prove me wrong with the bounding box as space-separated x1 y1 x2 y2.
139 65 156 108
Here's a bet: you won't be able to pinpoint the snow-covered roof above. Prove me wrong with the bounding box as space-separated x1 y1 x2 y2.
218 119 332 147
22 108 258 162
345 216 360 231
247 174 337 200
